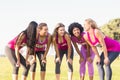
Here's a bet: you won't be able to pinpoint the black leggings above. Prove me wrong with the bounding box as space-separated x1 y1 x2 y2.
55 49 74 74
5 46 30 76
30 51 46 72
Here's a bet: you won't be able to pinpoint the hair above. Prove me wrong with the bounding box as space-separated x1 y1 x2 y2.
38 23 47 29
52 23 65 39
68 22 84 36
16 21 38 55
85 18 100 29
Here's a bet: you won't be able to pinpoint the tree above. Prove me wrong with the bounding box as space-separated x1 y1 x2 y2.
100 18 120 41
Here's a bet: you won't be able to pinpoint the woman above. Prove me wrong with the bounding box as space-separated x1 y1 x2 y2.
5 21 38 80
30 23 52 80
52 23 73 80
83 18 120 80
68 22 95 80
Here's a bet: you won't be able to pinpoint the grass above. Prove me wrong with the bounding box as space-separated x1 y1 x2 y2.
0 55 120 80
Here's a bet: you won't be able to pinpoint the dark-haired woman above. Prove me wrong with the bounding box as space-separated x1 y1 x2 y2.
68 22 95 80
52 23 73 80
5 21 38 80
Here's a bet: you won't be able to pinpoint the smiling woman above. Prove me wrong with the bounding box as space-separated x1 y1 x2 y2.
0 0 120 56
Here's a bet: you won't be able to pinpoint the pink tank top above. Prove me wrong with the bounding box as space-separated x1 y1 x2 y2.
8 35 26 50
87 30 120 52
56 34 68 50
87 31 99 46
35 33 49 51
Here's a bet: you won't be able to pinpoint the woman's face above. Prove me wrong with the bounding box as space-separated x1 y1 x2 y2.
84 21 91 31
57 27 65 36
39 26 48 36
72 27 80 37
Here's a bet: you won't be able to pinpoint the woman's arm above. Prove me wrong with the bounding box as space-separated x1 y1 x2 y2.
86 43 90 57
25 47 30 65
72 41 83 58
53 37 61 63
15 33 25 66
65 34 72 59
43 35 52 59
83 34 100 62
95 29 109 64
95 29 108 58
53 37 60 58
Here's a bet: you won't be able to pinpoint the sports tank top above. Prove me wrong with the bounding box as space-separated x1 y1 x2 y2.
8 35 26 50
35 33 49 51
56 34 68 50
71 32 87 47
87 30 120 52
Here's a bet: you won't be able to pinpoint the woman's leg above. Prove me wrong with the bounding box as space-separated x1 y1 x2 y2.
40 55 46 80
97 53 105 80
30 60 36 80
97 51 119 80
5 46 19 80
87 61 94 80
80 60 86 80
105 52 119 80
36 51 46 80
79 47 87 80
55 50 64 80
87 49 95 80
20 54 30 80
66 49 74 80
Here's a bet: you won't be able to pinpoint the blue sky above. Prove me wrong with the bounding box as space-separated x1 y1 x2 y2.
0 0 120 54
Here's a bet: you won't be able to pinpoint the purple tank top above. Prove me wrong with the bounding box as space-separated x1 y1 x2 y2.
71 32 87 48
56 35 68 50
35 33 49 51
8 35 26 50
87 30 120 52
71 32 85 44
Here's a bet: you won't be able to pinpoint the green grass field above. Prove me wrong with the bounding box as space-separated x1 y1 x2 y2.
0 56 120 80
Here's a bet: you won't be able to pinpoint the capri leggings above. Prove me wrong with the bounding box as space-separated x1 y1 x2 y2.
5 46 30 76
55 49 74 74
80 46 95 76
30 51 46 72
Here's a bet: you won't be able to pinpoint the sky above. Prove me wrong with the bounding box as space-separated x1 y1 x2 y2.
0 0 120 55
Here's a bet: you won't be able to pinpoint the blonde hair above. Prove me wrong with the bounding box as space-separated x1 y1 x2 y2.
85 18 100 29
52 23 65 39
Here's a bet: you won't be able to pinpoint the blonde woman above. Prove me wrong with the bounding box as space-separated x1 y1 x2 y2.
83 18 120 80
52 23 73 80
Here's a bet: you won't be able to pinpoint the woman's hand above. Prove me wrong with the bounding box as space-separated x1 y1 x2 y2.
41 58 46 67
26 60 30 66
16 60 20 67
67 58 73 64
79 57 84 63
55 57 61 63
87 57 93 63
30 58 36 65
96 56 101 64
104 57 110 65
42 59 46 63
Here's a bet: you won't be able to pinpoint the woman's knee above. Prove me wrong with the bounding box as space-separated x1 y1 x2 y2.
68 62 73 72
13 66 19 74
55 62 61 74
22 65 30 76
41 62 46 71
30 62 37 72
